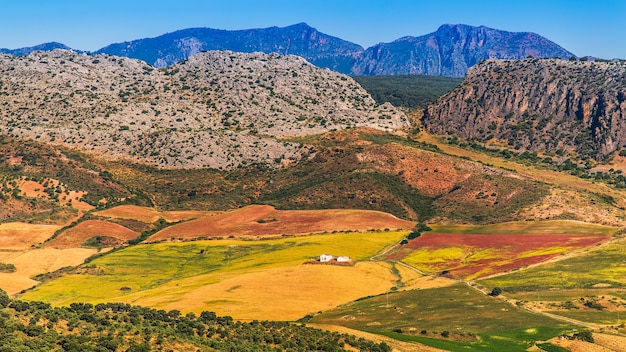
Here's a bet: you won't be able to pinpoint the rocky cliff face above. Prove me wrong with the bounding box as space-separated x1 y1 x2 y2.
95 23 364 74
0 50 407 169
352 24 574 77
424 58 626 159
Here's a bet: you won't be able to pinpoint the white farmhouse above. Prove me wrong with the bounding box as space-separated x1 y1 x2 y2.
336 256 351 263
319 254 334 262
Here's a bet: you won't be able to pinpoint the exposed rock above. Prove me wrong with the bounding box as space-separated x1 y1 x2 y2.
424 58 626 160
0 50 407 169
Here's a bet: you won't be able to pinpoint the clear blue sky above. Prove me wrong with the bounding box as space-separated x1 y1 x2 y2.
2 0 625 58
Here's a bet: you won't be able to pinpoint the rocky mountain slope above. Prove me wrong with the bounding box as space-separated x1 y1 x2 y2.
424 58 626 160
95 23 364 74
352 24 574 77
0 50 406 169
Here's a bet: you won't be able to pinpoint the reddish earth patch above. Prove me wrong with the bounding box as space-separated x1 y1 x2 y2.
388 233 610 279
45 220 139 248
148 205 415 242
17 178 94 212
94 205 219 223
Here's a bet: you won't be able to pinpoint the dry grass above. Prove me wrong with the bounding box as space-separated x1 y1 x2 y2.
0 248 97 295
0 222 61 250
139 262 397 320
548 336 615 352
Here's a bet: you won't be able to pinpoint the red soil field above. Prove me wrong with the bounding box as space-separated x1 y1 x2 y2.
148 204 415 242
45 220 139 248
94 205 219 223
388 233 611 279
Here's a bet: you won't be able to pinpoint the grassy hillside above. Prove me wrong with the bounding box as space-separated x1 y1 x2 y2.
310 284 576 351
353 75 462 109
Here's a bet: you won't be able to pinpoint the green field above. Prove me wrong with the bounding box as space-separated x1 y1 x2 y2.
479 242 626 293
547 310 624 325
21 231 406 309
429 220 617 235
310 284 577 351
380 326 574 352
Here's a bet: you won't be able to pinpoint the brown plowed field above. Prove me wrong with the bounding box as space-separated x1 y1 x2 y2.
148 205 415 242
45 220 139 248
389 233 610 280
94 205 219 223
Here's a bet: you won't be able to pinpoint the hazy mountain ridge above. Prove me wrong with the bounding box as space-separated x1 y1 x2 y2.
352 24 574 77
424 58 626 159
95 23 364 73
0 42 75 56
0 49 407 169
2 23 574 77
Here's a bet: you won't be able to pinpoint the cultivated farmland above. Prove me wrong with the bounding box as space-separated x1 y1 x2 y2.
148 204 415 241
388 220 616 280
310 284 576 352
21 231 412 320
44 220 140 248
94 204 220 223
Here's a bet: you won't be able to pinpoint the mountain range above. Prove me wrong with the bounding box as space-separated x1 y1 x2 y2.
1 23 574 77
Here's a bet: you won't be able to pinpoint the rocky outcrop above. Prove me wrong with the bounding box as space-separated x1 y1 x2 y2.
424 58 626 159
0 50 407 169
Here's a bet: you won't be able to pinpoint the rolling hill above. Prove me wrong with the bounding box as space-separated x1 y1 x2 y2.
0 49 406 169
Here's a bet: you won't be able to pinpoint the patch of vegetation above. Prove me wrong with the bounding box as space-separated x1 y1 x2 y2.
536 342 571 352
311 284 571 335
0 136 148 210
358 131 442 153
449 138 626 190
0 262 16 273
380 327 574 352
0 289 389 351
430 220 617 235
353 75 462 109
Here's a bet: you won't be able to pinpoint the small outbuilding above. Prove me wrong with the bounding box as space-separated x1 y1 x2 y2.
319 254 334 262
336 256 351 263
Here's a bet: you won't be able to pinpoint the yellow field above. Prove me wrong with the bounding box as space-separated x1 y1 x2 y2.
21 231 426 320
0 248 98 295
141 262 397 320
0 222 61 250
